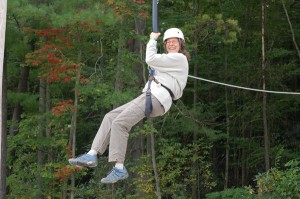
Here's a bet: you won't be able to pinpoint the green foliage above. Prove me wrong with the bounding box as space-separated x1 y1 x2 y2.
206 187 256 199
8 0 53 29
155 136 216 197
7 91 39 112
266 48 293 59
184 13 241 46
255 159 300 198
206 159 300 198
129 123 217 198
50 0 120 28
130 155 157 198
6 113 80 197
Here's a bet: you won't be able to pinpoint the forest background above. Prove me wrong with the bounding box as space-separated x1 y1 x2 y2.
2 0 300 198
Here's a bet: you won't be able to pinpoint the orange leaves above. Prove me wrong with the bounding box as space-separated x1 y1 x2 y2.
132 0 145 4
106 0 116 5
51 99 74 117
138 11 149 19
32 29 67 37
46 63 79 83
65 146 73 158
47 52 62 65
26 43 63 66
79 22 101 32
113 4 133 17
26 44 79 84
55 165 73 182
132 0 148 19
55 164 82 182
25 28 73 49
80 77 90 83
105 0 148 20
105 0 133 18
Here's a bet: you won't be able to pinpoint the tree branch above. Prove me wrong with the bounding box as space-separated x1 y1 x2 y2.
281 0 300 59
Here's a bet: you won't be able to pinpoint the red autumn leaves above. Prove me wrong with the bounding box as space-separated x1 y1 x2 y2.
51 99 74 117
25 29 79 84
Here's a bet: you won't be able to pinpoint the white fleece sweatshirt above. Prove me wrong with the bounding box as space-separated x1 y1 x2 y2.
143 39 189 113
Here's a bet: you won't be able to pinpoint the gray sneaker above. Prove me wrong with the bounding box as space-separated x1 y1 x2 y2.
68 154 98 168
100 167 129 184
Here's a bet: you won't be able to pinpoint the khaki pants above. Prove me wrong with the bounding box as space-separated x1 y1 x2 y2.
91 93 165 163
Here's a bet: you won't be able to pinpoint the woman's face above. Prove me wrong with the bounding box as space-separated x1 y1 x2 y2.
165 37 180 53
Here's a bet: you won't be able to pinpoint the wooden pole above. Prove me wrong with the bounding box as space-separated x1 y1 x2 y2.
0 0 7 197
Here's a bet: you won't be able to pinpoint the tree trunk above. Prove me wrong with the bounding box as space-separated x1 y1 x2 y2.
281 0 300 59
150 130 162 199
0 53 7 199
134 17 146 86
9 19 34 136
114 29 125 108
192 1 201 197
37 78 47 199
241 147 246 186
9 67 30 136
224 50 230 189
45 84 53 162
69 49 82 199
129 16 147 197
192 46 199 199
261 0 270 171
0 2 7 196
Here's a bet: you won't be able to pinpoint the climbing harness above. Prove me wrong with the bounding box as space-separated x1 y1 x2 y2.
145 68 175 117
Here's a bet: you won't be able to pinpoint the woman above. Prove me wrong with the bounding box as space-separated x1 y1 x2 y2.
69 28 190 184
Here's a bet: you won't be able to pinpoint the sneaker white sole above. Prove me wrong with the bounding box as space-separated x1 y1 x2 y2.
100 174 129 184
68 159 97 168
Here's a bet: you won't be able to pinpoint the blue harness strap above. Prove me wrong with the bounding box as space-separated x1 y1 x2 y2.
145 80 153 117
145 69 155 117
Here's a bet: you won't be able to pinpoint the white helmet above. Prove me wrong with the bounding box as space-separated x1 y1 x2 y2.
163 28 185 42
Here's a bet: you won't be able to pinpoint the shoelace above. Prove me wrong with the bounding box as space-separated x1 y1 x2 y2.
106 168 122 179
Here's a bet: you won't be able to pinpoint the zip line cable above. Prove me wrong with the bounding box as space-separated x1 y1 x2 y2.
188 75 300 95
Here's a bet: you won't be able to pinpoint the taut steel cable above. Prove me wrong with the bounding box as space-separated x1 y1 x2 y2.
188 75 300 95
